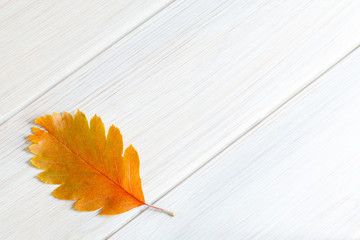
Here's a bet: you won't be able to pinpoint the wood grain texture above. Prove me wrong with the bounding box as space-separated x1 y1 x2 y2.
112 48 360 240
0 0 173 123
1 0 360 239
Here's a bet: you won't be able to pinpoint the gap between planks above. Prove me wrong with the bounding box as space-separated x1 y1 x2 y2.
0 0 176 126
106 43 360 239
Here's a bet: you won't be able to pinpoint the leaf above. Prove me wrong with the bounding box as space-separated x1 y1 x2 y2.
29 110 174 216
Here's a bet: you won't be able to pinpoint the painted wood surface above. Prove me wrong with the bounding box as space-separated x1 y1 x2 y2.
1 0 360 239
113 48 360 239
0 0 173 123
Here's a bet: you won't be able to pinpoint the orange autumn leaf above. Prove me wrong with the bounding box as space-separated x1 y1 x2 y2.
29 110 174 216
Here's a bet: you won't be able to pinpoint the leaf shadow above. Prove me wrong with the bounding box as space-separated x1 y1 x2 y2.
24 118 36 167
24 136 32 153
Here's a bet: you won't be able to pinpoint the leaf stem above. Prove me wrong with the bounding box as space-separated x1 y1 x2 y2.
145 203 175 217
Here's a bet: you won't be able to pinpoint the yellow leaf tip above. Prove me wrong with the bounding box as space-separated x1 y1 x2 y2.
28 144 36 153
34 117 42 124
75 110 84 116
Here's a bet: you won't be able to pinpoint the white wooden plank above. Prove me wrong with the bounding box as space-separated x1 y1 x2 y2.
112 49 360 239
1 0 360 239
0 0 173 123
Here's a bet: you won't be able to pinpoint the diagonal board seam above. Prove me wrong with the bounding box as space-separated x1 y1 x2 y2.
0 0 177 127
106 42 360 239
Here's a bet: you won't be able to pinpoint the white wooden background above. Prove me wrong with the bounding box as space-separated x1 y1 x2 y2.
1 0 360 239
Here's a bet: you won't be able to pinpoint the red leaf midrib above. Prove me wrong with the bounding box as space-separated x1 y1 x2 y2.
45 129 145 205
